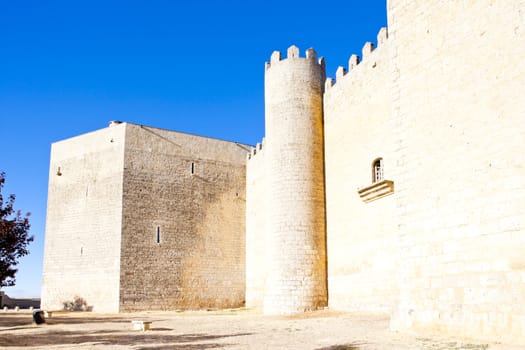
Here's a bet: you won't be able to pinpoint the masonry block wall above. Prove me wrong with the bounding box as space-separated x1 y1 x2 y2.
387 0 525 342
120 124 249 311
245 142 267 307
262 46 328 314
42 122 249 312
42 125 125 312
324 28 398 313
43 0 525 342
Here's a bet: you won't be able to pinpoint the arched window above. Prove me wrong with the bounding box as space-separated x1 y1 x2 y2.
372 158 383 183
359 157 393 202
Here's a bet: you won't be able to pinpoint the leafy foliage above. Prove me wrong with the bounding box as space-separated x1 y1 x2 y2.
0 172 33 288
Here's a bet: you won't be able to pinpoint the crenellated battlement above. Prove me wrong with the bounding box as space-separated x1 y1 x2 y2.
325 27 388 91
247 138 265 161
42 0 525 339
265 45 325 71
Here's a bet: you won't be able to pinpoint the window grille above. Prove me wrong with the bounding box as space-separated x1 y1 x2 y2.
373 158 383 183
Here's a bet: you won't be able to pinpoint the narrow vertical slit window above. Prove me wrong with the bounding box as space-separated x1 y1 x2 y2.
156 226 161 244
191 162 195 175
372 158 384 183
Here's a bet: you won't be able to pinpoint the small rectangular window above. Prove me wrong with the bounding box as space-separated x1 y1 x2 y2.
156 226 161 244
191 162 195 175
373 158 384 183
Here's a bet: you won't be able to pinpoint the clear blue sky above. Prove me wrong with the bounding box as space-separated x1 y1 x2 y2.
0 0 387 298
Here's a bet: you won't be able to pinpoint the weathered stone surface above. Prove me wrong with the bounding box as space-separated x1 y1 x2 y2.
43 0 525 343
262 47 328 315
42 123 249 312
387 0 525 342
119 124 248 311
42 125 126 312
247 0 525 343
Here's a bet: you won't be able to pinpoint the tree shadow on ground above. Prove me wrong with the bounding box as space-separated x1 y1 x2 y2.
0 330 252 348
0 314 130 329
315 343 367 350
46 316 131 325
135 344 224 350
0 314 36 327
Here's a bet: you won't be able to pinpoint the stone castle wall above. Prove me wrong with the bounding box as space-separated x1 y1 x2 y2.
262 46 328 314
41 125 125 312
387 0 525 341
246 0 525 342
0 292 41 309
119 124 249 311
245 141 267 307
324 27 398 313
42 0 525 342
42 122 249 312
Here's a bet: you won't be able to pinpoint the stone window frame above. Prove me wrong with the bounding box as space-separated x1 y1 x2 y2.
358 156 394 203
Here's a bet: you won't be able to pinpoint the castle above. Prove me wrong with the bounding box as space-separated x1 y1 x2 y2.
42 0 525 343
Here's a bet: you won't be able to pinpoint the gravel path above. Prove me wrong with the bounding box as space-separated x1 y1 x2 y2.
0 309 522 349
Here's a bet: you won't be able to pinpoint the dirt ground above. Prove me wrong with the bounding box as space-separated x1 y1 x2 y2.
0 309 523 350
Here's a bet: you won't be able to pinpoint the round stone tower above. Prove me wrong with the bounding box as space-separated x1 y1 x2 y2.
263 45 327 314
